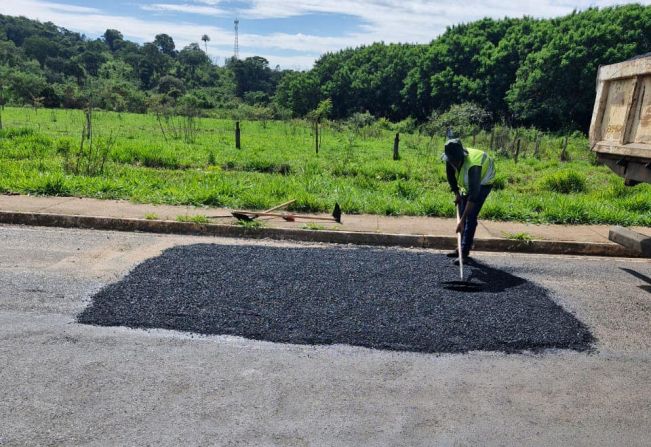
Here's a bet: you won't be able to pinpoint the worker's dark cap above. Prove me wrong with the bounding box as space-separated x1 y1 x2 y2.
444 139 466 165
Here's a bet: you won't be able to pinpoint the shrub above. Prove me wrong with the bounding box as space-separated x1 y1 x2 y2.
491 174 507 190
376 117 392 130
347 111 376 130
425 102 490 138
207 151 216 166
0 127 34 138
55 138 73 156
540 170 587 194
393 117 417 134
623 196 651 213
27 174 70 196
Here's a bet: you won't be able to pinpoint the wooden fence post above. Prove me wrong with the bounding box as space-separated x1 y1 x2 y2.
489 128 495 151
235 121 241 149
560 135 569 161
509 129 519 157
514 138 521 164
393 133 400 160
534 133 541 159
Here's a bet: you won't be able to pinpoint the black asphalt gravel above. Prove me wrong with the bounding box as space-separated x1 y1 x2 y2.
78 244 594 354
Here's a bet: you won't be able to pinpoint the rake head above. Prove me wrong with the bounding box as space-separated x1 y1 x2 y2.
442 280 485 292
231 212 255 222
332 203 342 224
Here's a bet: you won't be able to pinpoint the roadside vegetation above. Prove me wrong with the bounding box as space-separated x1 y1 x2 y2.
0 7 649 226
0 107 649 226
1 5 649 132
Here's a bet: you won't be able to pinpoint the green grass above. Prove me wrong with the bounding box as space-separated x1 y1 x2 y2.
0 106 649 226
503 231 534 242
302 223 327 231
236 219 265 229
540 170 587 194
176 214 210 224
144 213 159 220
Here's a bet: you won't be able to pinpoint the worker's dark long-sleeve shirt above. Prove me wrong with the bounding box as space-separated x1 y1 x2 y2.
446 163 483 202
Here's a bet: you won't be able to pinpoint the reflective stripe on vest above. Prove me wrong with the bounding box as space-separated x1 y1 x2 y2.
456 148 495 191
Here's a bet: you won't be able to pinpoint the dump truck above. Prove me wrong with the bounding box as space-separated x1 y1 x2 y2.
590 54 651 256
589 54 651 185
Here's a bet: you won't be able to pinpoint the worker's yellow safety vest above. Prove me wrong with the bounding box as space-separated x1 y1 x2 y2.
456 148 496 192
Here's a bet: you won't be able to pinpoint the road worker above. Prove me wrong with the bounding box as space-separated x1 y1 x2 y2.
443 138 496 263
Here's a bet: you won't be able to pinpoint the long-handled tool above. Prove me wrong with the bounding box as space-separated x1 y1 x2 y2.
230 200 296 222
232 203 342 224
442 202 483 292
456 203 464 281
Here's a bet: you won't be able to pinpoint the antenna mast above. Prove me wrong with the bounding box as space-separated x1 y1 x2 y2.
234 18 240 60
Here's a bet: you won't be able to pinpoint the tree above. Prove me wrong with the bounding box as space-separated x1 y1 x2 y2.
98 59 134 81
154 33 176 57
506 5 651 130
0 39 20 66
103 29 124 52
307 99 332 154
3 67 47 103
201 34 210 53
157 75 185 99
230 56 279 97
274 71 320 116
178 43 211 84
77 49 107 77
0 6 649 130
137 42 172 89
22 36 60 66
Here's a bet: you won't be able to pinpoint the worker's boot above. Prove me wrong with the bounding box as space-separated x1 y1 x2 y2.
446 249 459 258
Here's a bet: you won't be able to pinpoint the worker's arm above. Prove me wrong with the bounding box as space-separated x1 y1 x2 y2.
456 166 482 233
446 163 462 204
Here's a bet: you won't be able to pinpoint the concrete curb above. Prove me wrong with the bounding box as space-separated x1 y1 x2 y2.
609 226 651 257
0 210 643 258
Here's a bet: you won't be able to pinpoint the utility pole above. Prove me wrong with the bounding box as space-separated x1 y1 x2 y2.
234 18 240 60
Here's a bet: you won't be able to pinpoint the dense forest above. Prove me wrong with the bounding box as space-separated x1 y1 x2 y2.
0 4 650 131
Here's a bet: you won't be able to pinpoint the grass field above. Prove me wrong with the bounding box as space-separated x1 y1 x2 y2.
0 106 649 226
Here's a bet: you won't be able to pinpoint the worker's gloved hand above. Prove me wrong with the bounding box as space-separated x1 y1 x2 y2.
456 220 465 234
454 192 462 205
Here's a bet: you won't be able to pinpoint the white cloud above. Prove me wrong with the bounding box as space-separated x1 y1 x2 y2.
0 1 233 51
235 0 650 43
0 0 648 68
34 1 101 14
142 3 226 17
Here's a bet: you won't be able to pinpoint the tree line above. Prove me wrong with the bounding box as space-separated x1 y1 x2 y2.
277 4 650 132
1 4 650 132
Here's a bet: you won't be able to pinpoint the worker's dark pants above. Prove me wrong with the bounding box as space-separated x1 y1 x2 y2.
459 185 492 256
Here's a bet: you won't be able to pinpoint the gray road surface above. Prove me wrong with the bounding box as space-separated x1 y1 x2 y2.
1 224 650 446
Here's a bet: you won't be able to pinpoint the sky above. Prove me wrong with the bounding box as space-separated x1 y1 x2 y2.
0 0 649 69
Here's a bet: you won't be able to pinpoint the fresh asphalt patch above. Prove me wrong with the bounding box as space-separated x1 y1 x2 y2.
78 244 594 354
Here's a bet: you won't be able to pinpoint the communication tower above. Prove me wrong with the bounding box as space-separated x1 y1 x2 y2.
234 18 240 59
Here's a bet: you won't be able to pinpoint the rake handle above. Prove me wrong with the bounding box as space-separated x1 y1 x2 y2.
456 204 464 281
263 199 296 213
232 210 336 222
